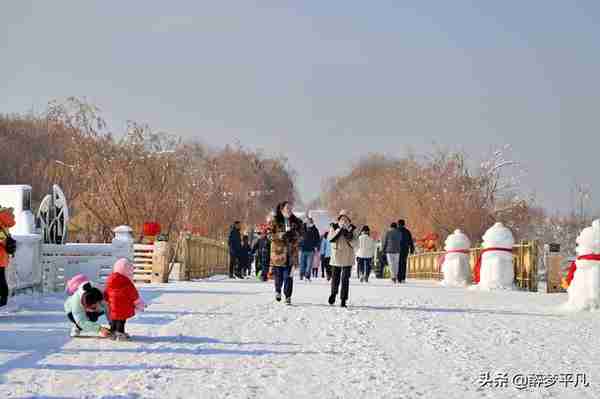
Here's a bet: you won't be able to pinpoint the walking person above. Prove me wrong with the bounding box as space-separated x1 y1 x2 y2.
382 222 403 284
320 231 332 280
328 210 358 308
239 235 252 277
228 221 243 279
299 217 320 281
311 248 320 279
397 219 415 283
269 201 303 305
252 230 271 282
356 225 376 283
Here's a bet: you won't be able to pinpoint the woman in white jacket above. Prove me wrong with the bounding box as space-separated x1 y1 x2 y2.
328 211 358 307
356 225 376 283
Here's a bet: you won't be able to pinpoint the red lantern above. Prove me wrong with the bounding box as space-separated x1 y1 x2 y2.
143 222 161 237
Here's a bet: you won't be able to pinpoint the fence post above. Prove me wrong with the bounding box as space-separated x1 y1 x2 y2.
112 225 135 261
43 262 57 293
152 240 170 283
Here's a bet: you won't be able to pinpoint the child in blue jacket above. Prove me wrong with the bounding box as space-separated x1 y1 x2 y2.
64 281 111 338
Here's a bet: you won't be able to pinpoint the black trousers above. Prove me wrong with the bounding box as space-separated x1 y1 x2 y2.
273 266 293 298
399 252 409 282
330 266 351 302
229 254 242 278
110 320 127 334
322 256 331 279
0 267 8 307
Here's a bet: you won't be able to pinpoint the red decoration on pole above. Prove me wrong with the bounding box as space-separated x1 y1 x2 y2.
143 222 161 237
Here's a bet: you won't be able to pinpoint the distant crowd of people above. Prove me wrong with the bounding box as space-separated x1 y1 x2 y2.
228 201 415 307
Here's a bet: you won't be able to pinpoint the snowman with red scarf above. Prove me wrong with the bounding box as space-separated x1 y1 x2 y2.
563 219 600 311
473 222 515 290
440 229 472 287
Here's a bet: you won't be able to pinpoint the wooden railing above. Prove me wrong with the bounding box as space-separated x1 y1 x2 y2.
133 243 154 284
407 240 539 292
176 235 230 280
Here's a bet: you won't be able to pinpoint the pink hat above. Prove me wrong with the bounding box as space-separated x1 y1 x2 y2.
113 258 135 279
66 274 90 295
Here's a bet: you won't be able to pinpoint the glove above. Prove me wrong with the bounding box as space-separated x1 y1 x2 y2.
99 327 112 337
134 298 147 312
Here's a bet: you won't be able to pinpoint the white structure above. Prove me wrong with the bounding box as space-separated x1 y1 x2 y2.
0 185 36 234
1 185 139 295
477 222 515 290
41 225 135 292
440 229 471 287
564 219 600 311
1 185 43 292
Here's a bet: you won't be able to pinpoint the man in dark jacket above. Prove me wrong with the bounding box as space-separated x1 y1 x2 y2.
397 219 415 283
252 230 271 281
299 218 320 281
382 222 403 283
228 221 242 278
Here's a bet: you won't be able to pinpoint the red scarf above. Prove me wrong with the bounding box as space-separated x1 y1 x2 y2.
438 249 470 272
473 247 514 283
565 254 600 286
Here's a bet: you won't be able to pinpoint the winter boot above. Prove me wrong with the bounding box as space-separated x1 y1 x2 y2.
113 332 130 341
70 326 81 337
275 293 282 302
285 297 292 305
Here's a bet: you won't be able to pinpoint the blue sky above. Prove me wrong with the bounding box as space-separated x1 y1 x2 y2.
1 1 599 212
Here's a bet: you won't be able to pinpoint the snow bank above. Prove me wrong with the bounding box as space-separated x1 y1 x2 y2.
2 278 599 398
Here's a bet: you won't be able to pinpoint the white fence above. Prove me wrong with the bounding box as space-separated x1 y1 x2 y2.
42 243 122 292
8 225 139 294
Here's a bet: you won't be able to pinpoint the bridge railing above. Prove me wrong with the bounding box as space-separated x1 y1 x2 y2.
407 240 539 292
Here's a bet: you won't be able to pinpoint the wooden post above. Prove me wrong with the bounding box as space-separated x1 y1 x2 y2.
152 240 170 283
546 254 564 293
182 235 190 281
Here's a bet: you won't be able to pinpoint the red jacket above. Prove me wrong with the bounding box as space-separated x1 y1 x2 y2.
104 272 139 320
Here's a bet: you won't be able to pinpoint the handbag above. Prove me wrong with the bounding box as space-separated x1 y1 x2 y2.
1 228 16 256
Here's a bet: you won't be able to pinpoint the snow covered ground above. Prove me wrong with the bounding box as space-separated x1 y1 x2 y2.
1 275 599 399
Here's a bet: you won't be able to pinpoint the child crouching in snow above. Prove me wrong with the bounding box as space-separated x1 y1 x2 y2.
104 258 145 341
64 279 112 338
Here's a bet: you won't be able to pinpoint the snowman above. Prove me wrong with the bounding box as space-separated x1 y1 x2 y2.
440 229 472 287
473 222 515 290
564 219 600 311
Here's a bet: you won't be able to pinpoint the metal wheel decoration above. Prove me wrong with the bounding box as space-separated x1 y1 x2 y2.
37 184 70 244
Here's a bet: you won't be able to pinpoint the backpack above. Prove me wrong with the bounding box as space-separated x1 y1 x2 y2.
4 233 17 256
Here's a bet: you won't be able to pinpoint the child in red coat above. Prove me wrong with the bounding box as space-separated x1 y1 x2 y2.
104 258 145 340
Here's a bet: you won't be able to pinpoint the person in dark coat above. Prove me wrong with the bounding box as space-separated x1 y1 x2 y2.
252 230 271 281
299 217 320 281
397 219 415 283
239 235 252 277
228 221 243 278
382 222 403 283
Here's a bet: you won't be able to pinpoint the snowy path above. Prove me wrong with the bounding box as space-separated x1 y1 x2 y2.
1 276 599 399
